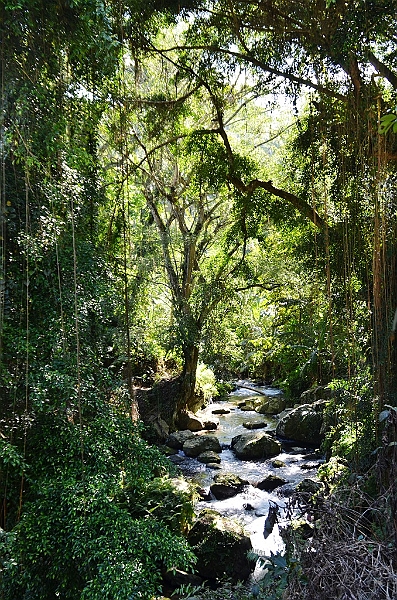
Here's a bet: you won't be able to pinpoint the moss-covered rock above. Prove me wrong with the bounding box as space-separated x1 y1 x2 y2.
197 451 221 464
243 420 267 430
210 473 249 499
182 434 222 458
231 431 281 460
275 400 326 446
256 396 286 415
187 509 255 582
295 478 323 494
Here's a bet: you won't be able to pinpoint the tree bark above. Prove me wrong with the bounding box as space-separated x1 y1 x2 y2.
176 342 200 418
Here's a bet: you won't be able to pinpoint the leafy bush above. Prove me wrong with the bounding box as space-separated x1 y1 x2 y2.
195 363 219 401
0 405 196 599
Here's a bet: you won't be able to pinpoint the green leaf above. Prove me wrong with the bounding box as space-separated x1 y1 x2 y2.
379 113 397 134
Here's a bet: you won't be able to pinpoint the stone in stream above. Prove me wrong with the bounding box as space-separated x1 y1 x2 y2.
231 431 282 460
256 474 288 492
168 454 186 466
206 462 222 470
212 408 231 415
295 478 323 494
210 472 249 500
165 430 195 450
272 459 286 468
202 419 219 430
177 411 205 431
275 400 327 446
243 420 267 430
182 434 222 458
256 395 286 415
197 450 221 464
187 509 255 582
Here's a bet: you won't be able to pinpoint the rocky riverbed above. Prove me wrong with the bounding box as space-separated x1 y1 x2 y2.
166 382 326 572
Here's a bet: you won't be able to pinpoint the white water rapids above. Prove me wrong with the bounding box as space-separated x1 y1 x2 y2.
174 382 323 559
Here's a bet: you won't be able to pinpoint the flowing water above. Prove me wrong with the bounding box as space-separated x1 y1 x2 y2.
174 382 324 561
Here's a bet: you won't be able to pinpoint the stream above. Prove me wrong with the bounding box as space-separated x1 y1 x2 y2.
172 382 324 563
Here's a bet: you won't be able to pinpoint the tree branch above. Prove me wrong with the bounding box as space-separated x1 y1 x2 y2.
230 176 326 229
367 51 397 90
161 44 347 101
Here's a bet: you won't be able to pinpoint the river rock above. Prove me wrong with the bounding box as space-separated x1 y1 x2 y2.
187 509 255 582
276 400 326 446
295 478 323 494
182 434 222 457
161 445 178 456
203 419 219 430
256 396 286 415
166 430 195 450
212 408 231 415
243 420 267 430
299 385 333 404
210 473 249 499
256 475 288 491
197 451 221 464
272 459 286 468
231 431 281 460
177 411 205 432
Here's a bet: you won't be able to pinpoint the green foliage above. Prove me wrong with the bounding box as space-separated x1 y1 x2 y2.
379 112 397 134
120 475 197 534
0 440 26 475
322 371 377 469
195 363 219 401
2 475 195 600
1 407 196 599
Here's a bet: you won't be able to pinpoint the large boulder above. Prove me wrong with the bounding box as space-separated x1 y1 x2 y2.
231 431 281 460
177 411 205 432
295 478 323 495
210 473 249 499
256 475 288 492
256 395 286 415
197 451 221 464
276 400 326 446
182 434 222 458
165 430 195 450
299 385 333 405
187 509 255 582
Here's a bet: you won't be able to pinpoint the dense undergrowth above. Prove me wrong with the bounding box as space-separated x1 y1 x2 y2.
0 394 197 599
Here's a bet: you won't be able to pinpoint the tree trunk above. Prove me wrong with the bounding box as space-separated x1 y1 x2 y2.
175 343 200 418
